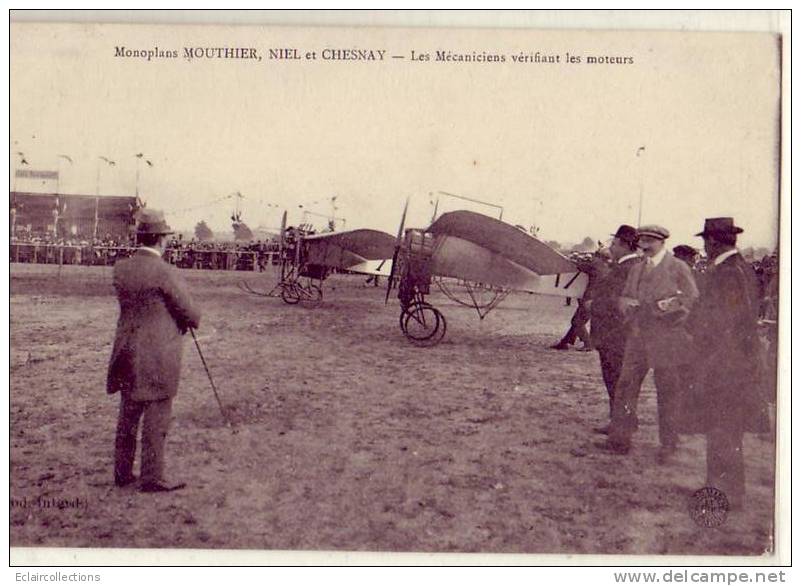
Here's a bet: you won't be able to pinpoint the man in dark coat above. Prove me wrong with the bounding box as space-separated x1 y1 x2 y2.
107 209 201 492
597 225 699 462
550 298 593 350
552 252 609 351
672 244 699 269
589 225 641 429
689 217 768 508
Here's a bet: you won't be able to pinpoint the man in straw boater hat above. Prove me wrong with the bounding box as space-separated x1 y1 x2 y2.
107 209 201 492
685 217 770 509
588 225 641 432
596 224 699 462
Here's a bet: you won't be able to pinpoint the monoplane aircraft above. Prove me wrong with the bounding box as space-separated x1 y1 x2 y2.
386 206 588 345
240 211 396 307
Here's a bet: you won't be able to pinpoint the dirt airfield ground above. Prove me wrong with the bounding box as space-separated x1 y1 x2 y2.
10 263 775 556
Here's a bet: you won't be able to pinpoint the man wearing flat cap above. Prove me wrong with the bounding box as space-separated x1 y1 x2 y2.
686 218 769 508
598 224 699 461
107 209 201 492
589 225 641 430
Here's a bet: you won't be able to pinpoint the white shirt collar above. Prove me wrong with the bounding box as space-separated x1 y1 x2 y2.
713 248 739 266
618 253 639 265
139 246 163 258
646 247 667 267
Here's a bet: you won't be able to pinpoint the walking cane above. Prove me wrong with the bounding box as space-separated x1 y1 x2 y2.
189 328 236 433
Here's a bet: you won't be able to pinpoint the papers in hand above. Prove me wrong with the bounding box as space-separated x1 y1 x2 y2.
656 291 683 313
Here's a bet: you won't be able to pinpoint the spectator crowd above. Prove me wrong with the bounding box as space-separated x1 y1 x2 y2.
10 232 279 272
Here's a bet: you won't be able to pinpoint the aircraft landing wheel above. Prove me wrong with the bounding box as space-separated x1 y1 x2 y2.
298 284 323 309
399 301 432 333
281 283 300 305
401 302 446 346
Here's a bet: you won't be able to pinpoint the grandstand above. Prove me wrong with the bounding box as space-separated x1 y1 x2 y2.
10 192 141 240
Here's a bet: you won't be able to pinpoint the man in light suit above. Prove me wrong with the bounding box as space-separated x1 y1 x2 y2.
596 225 699 462
107 209 201 492
688 217 768 508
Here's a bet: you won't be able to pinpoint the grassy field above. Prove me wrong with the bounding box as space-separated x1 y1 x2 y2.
10 263 776 557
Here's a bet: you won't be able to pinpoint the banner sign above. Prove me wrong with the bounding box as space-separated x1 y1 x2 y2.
15 169 59 179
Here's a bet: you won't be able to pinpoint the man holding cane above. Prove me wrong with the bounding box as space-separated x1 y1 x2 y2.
107 209 201 493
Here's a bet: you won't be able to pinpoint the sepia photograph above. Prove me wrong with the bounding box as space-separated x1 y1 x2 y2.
8 10 788 565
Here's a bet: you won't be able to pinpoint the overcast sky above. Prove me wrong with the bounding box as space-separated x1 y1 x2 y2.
11 23 781 248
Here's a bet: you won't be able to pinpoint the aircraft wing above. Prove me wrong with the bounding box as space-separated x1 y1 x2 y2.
347 259 392 277
304 229 396 270
426 211 587 298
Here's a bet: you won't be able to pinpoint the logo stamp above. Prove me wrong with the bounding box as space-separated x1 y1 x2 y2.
688 487 729 528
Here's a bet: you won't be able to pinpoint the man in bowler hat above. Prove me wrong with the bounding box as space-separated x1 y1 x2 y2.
107 209 201 492
589 225 641 431
689 217 767 508
672 245 699 269
597 225 699 461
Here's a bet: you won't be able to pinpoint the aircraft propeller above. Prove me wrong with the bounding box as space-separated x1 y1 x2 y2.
279 210 287 279
385 197 409 304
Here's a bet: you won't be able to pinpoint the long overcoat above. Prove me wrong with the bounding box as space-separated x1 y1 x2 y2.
686 252 769 433
590 255 641 350
107 250 201 401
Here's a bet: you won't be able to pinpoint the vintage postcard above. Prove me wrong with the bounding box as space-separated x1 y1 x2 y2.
8 12 788 566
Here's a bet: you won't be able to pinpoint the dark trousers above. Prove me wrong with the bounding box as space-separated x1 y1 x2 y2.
597 345 625 417
114 395 173 484
706 427 745 506
558 301 591 347
608 342 684 449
